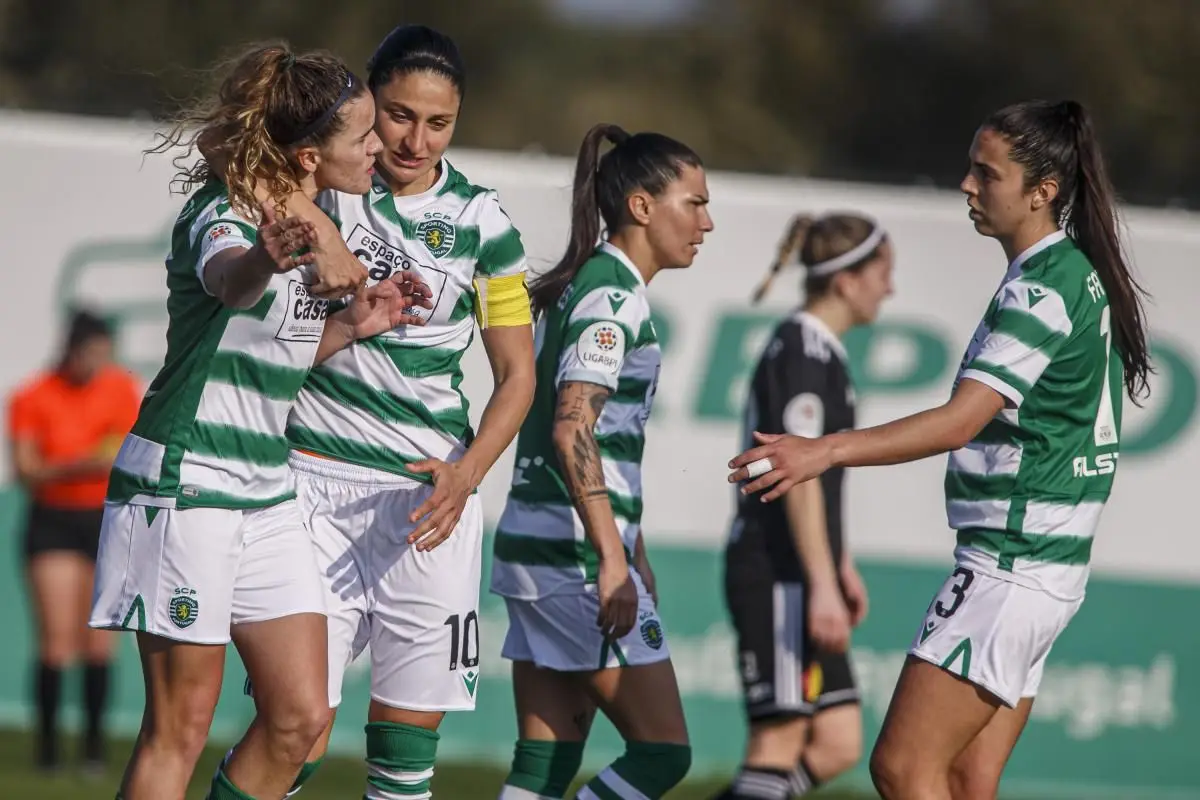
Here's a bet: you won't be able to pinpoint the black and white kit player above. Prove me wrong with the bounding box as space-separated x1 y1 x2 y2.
724 310 860 720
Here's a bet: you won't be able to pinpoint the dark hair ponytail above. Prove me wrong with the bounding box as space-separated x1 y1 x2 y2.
529 123 702 316
984 100 1152 401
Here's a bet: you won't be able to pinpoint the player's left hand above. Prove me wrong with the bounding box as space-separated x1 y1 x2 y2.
727 431 834 502
341 272 434 340
405 459 474 551
841 559 869 627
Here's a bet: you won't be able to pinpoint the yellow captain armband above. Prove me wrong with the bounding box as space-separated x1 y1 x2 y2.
472 273 532 329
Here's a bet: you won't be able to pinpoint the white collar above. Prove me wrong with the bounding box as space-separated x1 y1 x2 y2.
1007 229 1068 278
376 158 451 211
599 241 647 288
793 310 848 362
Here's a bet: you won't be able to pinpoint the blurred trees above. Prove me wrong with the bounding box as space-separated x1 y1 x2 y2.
0 0 1196 207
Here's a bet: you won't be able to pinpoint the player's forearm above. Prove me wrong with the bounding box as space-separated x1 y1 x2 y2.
205 248 276 310
553 424 626 563
459 366 534 490
313 316 357 365
784 478 839 590
826 380 1003 470
827 405 969 469
16 453 100 487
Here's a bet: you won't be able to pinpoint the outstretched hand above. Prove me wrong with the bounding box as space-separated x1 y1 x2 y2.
727 431 834 503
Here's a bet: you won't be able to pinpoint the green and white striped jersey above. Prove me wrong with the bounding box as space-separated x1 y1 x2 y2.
285 161 527 480
948 230 1123 600
107 180 328 509
491 243 662 600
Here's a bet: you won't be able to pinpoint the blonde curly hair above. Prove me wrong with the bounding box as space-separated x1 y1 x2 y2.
147 41 365 221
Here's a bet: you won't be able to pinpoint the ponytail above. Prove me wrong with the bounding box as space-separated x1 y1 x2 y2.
529 124 629 316
148 43 366 222
753 213 883 304
1062 102 1152 401
223 47 295 220
752 215 814 303
529 123 703 317
982 99 1153 402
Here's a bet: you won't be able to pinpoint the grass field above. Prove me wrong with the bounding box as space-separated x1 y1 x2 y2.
0 728 867 798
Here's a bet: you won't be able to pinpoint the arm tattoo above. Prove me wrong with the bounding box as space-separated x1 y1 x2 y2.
554 382 613 507
570 429 607 503
555 393 587 424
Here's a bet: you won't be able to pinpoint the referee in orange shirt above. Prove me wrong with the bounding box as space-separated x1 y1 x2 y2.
7 309 141 773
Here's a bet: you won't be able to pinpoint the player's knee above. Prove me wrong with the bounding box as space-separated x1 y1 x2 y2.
948 758 1001 800
144 692 216 764
365 721 440 797
805 728 863 779
261 699 332 766
871 739 942 800
502 739 585 798
869 741 905 799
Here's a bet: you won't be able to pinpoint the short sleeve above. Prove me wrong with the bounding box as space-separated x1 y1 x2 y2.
753 327 830 439
193 211 256 296
555 286 646 392
7 387 38 441
962 279 1073 408
474 192 527 279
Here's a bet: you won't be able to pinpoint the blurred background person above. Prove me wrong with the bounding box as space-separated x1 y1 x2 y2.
717 214 893 799
6 308 141 773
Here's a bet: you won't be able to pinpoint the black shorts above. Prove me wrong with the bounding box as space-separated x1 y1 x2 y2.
724 520 860 720
23 503 103 561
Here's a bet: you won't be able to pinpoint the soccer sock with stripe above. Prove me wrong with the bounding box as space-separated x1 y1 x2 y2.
284 758 324 797
576 742 691 799
789 758 822 796
498 739 585 798
364 721 439 800
722 765 793 799
205 765 256 800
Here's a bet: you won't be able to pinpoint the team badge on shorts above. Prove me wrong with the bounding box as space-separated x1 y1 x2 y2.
640 616 664 650
417 219 455 258
169 587 199 629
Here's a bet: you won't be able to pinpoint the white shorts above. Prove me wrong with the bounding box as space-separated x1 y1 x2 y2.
908 565 1082 707
500 570 671 672
88 499 326 645
290 451 483 712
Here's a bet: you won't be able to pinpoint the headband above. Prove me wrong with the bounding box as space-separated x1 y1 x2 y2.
804 224 886 277
277 74 357 146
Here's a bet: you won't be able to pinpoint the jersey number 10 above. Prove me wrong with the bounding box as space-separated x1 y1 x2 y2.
444 612 480 672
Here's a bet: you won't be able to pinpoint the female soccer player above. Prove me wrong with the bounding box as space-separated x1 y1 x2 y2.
716 213 894 800
489 122 713 800
277 25 537 799
88 44 427 800
8 309 141 773
728 100 1151 800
